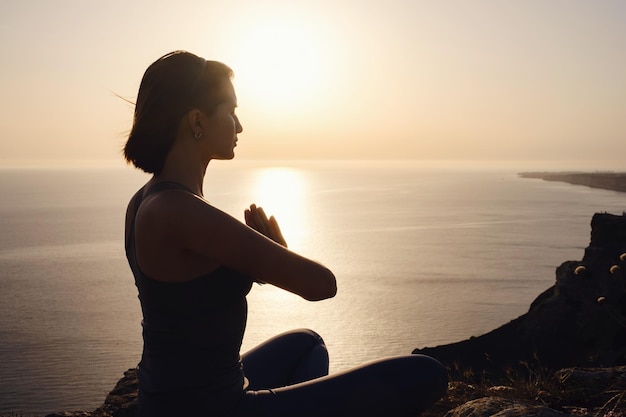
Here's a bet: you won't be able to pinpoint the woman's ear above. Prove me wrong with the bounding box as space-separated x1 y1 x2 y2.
186 109 204 137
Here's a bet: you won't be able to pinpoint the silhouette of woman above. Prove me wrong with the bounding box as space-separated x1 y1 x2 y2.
124 50 448 417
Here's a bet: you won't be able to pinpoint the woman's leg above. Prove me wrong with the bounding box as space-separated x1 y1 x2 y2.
241 328 329 390
239 354 448 417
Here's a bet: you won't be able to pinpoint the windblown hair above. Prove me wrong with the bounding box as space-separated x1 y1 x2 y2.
124 51 233 174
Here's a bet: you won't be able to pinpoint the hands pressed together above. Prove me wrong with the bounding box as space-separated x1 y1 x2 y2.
244 204 288 248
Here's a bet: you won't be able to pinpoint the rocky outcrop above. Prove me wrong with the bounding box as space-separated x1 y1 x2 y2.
423 365 626 417
45 368 138 417
46 365 626 417
443 397 567 417
413 212 626 379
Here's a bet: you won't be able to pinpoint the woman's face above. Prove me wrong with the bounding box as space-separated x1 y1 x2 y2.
203 80 243 160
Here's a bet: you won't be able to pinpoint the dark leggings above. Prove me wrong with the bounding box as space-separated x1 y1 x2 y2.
237 329 448 417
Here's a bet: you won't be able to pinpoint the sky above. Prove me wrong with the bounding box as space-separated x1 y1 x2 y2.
1 0 625 169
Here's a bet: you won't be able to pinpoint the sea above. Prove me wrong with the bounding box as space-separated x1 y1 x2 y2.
0 160 624 415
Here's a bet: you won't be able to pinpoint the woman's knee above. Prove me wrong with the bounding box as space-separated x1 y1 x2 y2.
408 354 448 397
277 328 326 347
242 329 329 389
281 329 329 383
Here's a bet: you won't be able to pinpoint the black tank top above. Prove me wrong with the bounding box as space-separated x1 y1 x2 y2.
125 182 253 406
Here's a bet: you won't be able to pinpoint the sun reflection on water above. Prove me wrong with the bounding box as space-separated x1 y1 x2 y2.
248 167 309 250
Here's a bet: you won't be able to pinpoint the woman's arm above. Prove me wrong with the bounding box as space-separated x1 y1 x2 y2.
139 190 337 301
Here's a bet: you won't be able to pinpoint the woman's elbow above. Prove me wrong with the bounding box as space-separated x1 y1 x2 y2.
303 269 337 301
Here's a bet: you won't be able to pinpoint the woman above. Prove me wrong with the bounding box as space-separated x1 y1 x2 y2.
124 50 448 417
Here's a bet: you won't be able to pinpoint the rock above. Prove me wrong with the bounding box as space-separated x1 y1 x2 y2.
45 413 104 417
555 365 626 389
100 368 138 417
413 213 626 379
45 369 138 417
45 411 111 417
554 365 626 407
443 397 570 417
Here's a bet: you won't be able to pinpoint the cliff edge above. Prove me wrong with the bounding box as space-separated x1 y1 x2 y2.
414 212 626 379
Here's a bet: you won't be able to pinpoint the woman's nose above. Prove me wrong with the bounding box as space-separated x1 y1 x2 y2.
235 115 243 133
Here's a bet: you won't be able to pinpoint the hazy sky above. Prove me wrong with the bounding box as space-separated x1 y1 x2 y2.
1 0 625 169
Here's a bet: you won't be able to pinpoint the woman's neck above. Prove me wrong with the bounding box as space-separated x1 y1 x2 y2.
155 151 209 197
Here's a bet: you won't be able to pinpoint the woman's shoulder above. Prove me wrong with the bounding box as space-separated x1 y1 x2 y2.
125 185 147 224
136 184 235 235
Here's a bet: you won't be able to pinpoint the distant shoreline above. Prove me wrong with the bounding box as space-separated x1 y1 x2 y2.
519 171 626 193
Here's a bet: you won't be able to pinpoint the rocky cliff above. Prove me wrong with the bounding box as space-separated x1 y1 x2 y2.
413 212 626 379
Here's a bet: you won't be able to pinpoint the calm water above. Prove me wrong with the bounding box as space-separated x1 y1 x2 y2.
1 161 624 415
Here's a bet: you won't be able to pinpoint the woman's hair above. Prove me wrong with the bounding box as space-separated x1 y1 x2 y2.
124 51 233 174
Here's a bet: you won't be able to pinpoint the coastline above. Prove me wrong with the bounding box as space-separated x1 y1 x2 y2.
519 171 626 193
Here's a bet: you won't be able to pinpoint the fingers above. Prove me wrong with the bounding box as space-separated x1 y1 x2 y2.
245 204 269 236
244 206 254 226
253 205 270 236
269 215 287 247
244 204 288 247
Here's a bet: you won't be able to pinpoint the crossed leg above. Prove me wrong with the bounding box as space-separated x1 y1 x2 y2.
241 328 329 389
238 329 448 417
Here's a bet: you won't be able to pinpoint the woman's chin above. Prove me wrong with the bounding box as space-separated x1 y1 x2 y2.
216 152 235 161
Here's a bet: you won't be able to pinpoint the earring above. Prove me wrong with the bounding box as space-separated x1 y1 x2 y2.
194 131 203 139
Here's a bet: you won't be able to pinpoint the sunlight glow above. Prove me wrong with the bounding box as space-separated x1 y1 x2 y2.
230 18 328 113
249 167 309 249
